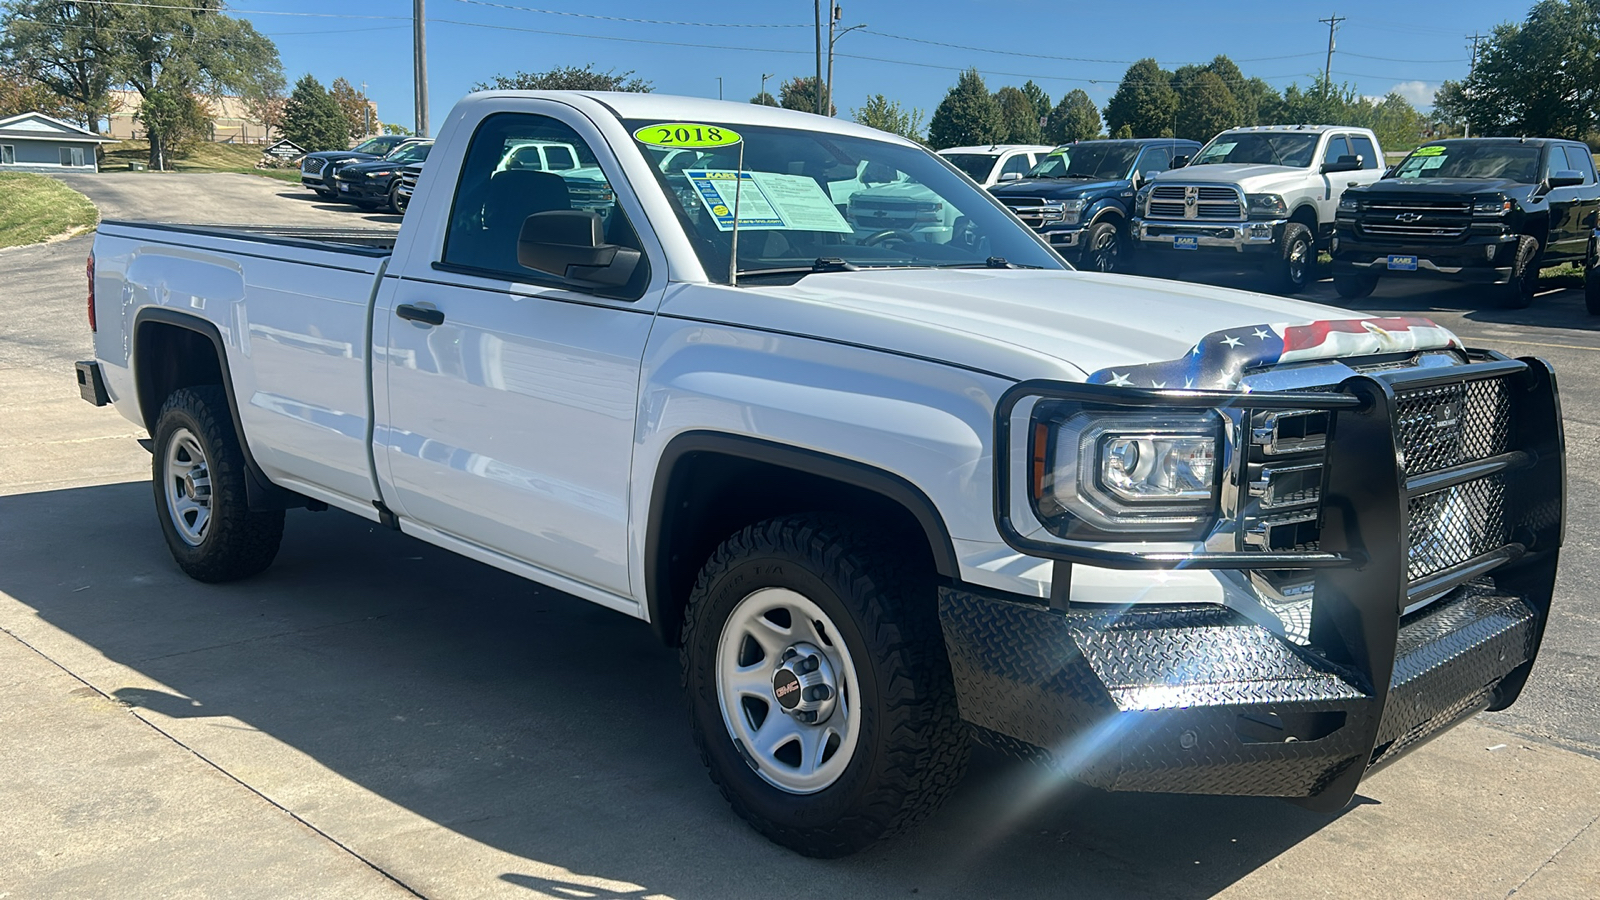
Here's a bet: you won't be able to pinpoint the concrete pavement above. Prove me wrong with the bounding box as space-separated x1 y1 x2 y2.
1 173 1597 899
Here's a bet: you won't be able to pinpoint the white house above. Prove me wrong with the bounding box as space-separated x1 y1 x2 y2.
0 113 116 173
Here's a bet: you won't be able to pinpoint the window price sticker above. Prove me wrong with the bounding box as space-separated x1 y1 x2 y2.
685 169 853 233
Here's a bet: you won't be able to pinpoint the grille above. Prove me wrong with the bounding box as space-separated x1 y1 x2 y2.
1355 197 1472 242
1145 184 1243 221
398 166 420 196
1366 200 1473 213
999 197 1062 228
1358 223 1469 240
301 157 326 175
1407 474 1510 581
1241 374 1515 593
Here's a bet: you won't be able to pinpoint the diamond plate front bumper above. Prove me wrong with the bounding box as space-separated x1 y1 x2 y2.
940 583 1539 803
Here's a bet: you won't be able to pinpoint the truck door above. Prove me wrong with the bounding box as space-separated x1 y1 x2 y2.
1550 145 1600 260
374 106 664 599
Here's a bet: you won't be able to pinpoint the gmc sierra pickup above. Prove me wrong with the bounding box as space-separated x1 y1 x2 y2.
76 92 1565 858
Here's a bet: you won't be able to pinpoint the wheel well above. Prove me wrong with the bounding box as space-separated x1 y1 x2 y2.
134 320 223 432
645 434 958 646
1289 205 1319 230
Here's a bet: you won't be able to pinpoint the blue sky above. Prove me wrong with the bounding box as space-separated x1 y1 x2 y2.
240 0 1526 133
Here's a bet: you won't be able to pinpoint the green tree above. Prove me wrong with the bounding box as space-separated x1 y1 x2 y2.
750 91 779 107
1203 55 1257 125
928 68 1002 149
282 74 346 152
1277 74 1359 126
107 0 281 167
1021 80 1051 122
852 93 925 142
137 88 208 167
995 85 1041 143
381 121 413 136
1105 58 1178 138
0 60 74 120
1044 89 1101 143
1238 76 1282 125
473 64 651 92
1433 0 1598 138
329 77 374 140
1369 92 1426 153
0 0 118 130
1113 124 1134 139
780 75 833 115
1175 70 1239 142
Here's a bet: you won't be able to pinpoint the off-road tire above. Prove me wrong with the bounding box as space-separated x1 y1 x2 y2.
1505 235 1540 309
680 514 969 857
1333 268 1379 300
152 386 284 582
1081 220 1125 274
1269 223 1314 295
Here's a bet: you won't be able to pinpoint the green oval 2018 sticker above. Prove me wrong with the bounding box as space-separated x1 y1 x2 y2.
633 123 742 149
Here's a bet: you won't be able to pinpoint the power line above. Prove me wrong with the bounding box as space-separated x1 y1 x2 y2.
444 0 808 28
854 29 1321 66
1341 51 1468 63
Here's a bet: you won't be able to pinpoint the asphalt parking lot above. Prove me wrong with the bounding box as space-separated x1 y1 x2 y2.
2 172 1597 899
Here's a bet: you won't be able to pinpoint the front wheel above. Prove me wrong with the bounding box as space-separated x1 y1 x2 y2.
1333 268 1379 299
152 386 284 582
389 181 405 214
680 515 969 857
1504 235 1540 309
1081 220 1126 273
1268 223 1314 295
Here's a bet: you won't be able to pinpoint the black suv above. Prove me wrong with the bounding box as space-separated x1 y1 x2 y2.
989 138 1200 273
331 139 432 212
299 134 414 199
1333 137 1600 308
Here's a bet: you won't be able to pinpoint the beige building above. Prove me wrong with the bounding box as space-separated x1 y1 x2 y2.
105 91 378 144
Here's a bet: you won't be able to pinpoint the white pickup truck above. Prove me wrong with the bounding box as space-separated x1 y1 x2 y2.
77 92 1565 858
1132 125 1387 293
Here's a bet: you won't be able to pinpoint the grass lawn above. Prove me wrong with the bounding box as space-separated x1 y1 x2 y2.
0 172 99 249
103 139 300 182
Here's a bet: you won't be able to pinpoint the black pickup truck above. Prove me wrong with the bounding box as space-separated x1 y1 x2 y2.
1332 138 1600 309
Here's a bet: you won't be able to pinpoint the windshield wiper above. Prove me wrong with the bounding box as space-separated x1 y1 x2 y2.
734 258 864 280
934 257 1037 270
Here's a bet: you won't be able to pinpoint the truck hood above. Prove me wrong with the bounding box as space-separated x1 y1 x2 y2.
661 269 1365 381
988 177 1129 200
1157 163 1311 192
1355 177 1535 197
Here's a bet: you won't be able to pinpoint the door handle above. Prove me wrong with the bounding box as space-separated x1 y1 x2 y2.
395 304 445 326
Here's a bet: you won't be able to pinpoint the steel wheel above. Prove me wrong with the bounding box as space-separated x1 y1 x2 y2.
162 426 212 546
715 586 863 795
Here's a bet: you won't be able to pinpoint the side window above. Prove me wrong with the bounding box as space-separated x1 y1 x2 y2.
1349 135 1380 169
1135 146 1173 180
1562 146 1596 182
442 112 647 297
1322 136 1352 165
1 145 14 165
59 147 72 166
999 154 1032 179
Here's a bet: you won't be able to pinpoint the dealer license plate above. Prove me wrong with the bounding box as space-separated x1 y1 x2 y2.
1173 235 1198 251
1387 254 1418 271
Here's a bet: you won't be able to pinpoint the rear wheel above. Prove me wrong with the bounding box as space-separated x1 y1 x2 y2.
152 386 284 582
1504 235 1540 309
1081 220 1125 273
680 515 968 857
1333 269 1379 300
1269 223 1314 295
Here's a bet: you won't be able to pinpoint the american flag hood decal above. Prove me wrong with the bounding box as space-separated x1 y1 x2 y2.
1086 316 1463 391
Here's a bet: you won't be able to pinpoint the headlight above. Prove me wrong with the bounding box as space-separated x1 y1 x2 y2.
367 170 394 178
1032 410 1223 538
1473 197 1512 216
1338 196 1359 212
1246 193 1288 219
1135 185 1153 212
1058 197 1086 225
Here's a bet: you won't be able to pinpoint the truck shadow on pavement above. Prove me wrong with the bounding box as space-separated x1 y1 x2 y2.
1 482 1353 899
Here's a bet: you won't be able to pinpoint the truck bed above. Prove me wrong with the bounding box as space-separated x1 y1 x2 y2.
98 220 397 260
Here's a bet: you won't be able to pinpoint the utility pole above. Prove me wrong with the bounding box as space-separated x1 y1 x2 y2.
1319 13 1345 90
813 0 823 115
361 81 370 136
760 72 774 104
825 4 865 118
1462 31 1483 138
413 0 429 137
717 77 723 100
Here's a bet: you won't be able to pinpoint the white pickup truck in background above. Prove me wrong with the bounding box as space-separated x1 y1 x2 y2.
1132 125 1387 293
76 92 1565 857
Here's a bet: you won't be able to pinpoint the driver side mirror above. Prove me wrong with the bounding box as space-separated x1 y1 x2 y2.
1547 170 1585 190
1171 155 1190 169
999 172 1023 182
1322 155 1363 174
517 210 641 287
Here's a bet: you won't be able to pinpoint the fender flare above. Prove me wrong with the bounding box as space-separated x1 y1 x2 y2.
643 431 961 644
1084 202 1127 230
132 307 302 510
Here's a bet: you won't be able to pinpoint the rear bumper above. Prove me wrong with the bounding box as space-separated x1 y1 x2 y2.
940 583 1538 801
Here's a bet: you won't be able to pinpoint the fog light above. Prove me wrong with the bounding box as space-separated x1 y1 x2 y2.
1487 244 1497 261
1248 223 1274 240
1330 235 1340 254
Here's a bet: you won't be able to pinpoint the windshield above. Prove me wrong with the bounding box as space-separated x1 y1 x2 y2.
939 153 1000 182
384 142 432 163
1191 132 1319 167
626 121 1063 281
1391 144 1542 182
1028 143 1140 180
353 136 404 155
